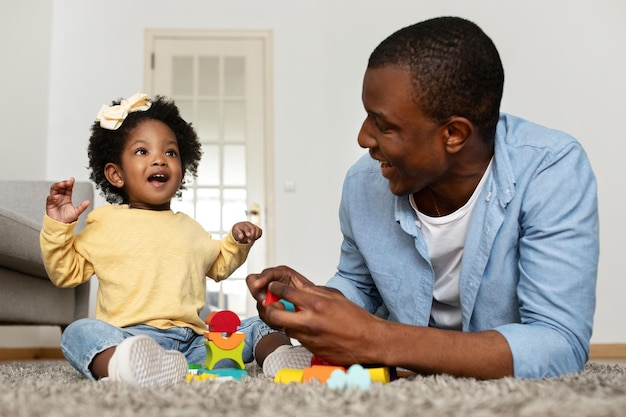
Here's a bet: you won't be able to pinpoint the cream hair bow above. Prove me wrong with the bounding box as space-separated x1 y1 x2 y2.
95 92 152 130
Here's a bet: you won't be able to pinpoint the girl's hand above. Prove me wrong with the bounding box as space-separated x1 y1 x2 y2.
45 178 91 224
232 221 262 244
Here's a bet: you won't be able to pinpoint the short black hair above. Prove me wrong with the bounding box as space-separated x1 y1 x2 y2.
87 95 202 204
368 16 504 142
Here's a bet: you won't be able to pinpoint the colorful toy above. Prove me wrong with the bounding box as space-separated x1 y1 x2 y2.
279 299 296 312
204 338 246 370
187 309 395 388
311 354 340 367
326 364 371 390
273 346 394 389
274 368 305 384
263 289 282 306
311 354 394 383
204 310 240 333
203 310 246 370
303 365 345 384
207 330 246 350
187 309 249 382
264 288 300 312
198 368 248 380
186 373 215 382
274 364 378 390
366 366 391 384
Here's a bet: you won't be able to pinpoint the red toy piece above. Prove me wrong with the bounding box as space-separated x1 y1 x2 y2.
205 310 241 333
310 355 341 367
263 289 281 306
264 288 300 311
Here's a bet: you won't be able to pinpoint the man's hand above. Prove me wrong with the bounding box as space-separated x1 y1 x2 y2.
246 265 379 366
45 178 91 224
263 275 383 367
247 267 514 378
246 265 315 306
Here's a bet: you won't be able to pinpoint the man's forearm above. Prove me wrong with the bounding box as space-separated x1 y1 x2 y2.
373 320 514 380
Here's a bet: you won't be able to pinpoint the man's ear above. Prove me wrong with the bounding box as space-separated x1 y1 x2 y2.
104 163 124 188
444 117 474 154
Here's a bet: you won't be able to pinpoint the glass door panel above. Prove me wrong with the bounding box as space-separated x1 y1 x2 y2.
147 32 272 318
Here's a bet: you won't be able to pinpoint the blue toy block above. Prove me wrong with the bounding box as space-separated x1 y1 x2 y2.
198 368 249 380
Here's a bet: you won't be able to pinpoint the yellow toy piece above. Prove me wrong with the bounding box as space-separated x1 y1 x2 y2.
273 365 393 386
274 368 304 384
186 373 216 382
367 367 391 383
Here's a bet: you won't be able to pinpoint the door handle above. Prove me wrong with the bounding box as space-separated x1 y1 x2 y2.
246 203 261 226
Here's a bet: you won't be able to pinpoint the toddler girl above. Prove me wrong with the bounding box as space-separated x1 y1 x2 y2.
40 93 262 387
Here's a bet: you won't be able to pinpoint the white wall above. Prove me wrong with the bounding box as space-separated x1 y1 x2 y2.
0 0 52 180
1 0 624 345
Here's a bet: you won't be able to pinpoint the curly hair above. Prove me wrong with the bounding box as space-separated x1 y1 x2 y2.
87 95 202 204
368 16 504 142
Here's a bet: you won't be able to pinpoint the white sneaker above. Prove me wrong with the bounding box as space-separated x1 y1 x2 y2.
107 335 188 387
262 345 313 377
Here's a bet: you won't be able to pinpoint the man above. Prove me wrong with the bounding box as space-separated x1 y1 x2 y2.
245 16 598 379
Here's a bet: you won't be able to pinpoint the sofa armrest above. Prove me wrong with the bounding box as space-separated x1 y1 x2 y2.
0 181 93 231
0 206 48 278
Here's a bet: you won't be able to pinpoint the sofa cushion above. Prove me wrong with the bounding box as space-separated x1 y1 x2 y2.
0 206 48 278
0 268 76 324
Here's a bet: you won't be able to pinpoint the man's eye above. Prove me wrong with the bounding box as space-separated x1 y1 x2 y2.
375 120 390 132
372 116 390 133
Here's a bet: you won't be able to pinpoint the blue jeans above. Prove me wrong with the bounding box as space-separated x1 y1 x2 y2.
61 316 275 379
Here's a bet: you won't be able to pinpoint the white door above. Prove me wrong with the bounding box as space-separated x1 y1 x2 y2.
144 30 274 318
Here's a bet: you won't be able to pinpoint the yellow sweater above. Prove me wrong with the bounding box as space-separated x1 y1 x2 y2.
40 205 252 334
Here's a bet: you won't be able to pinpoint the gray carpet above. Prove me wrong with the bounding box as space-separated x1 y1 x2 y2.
0 360 625 417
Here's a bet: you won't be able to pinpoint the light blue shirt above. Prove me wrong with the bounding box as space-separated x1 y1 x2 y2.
326 113 599 378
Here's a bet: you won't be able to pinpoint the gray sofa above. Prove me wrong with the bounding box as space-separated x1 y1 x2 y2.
0 180 94 328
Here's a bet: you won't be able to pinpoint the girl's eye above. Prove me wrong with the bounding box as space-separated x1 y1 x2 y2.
134 148 147 155
166 150 178 157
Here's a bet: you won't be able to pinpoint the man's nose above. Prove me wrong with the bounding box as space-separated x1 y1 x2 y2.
357 120 376 149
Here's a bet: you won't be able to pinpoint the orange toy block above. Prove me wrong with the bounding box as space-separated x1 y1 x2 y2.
302 365 346 384
205 330 245 350
205 310 241 333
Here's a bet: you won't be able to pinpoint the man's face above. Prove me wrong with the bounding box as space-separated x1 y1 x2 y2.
358 66 449 196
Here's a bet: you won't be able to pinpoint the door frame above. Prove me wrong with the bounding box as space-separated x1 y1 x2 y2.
143 29 276 271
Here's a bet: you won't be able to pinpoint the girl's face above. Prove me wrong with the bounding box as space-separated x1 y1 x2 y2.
105 119 183 210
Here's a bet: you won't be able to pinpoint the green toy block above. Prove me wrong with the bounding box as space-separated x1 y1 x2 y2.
204 339 245 370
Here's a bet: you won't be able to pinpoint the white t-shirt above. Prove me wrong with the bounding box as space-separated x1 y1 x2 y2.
410 159 493 330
